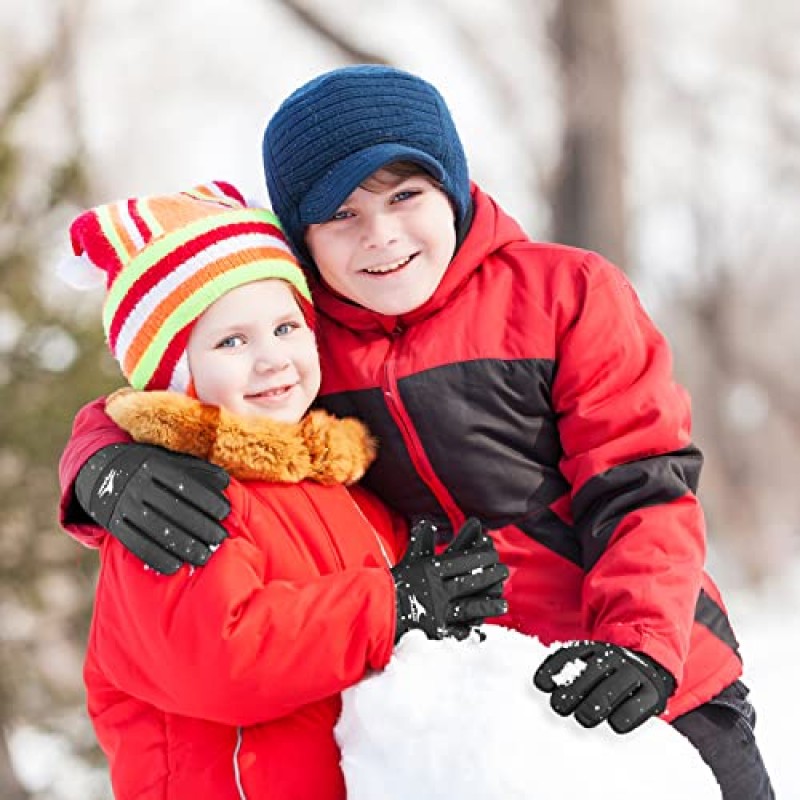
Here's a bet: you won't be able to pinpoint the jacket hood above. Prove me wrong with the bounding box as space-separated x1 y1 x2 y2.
310 183 530 334
105 388 376 485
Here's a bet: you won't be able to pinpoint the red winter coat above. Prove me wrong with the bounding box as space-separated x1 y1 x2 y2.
60 185 741 722
307 185 742 721
80 390 404 800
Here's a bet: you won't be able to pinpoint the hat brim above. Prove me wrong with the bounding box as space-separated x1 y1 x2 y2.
298 144 446 225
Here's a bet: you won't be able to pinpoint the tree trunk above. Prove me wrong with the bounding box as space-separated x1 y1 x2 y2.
551 0 627 271
0 730 30 800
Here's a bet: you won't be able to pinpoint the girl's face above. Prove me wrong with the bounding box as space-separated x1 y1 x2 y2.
304 170 457 316
187 280 321 423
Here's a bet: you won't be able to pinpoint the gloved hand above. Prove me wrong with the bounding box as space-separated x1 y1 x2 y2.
74 443 231 575
390 517 509 643
533 640 676 734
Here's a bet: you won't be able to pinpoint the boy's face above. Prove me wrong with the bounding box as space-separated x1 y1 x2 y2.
187 280 321 423
304 170 457 316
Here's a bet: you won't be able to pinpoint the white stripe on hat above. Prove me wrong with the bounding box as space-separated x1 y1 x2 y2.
168 351 192 394
111 231 292 365
114 200 146 249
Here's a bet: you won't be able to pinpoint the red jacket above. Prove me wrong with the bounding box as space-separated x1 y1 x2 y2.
80 391 404 800
307 185 741 720
60 185 741 721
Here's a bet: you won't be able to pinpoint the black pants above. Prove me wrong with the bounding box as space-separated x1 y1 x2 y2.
671 681 775 799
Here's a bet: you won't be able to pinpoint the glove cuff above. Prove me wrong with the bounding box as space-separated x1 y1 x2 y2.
624 647 676 700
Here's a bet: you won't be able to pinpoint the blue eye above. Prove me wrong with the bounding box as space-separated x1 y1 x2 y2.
275 321 300 337
329 209 354 222
216 334 245 349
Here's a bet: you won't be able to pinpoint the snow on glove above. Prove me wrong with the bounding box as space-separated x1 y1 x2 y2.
533 640 676 734
390 517 508 643
75 443 231 575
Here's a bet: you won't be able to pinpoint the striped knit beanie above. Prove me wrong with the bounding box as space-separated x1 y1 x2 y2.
263 64 471 266
63 181 310 393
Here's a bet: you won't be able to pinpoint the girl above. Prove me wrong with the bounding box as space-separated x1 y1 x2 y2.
63 181 507 799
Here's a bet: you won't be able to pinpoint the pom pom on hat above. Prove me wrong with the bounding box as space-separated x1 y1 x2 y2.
67 181 310 393
56 252 107 290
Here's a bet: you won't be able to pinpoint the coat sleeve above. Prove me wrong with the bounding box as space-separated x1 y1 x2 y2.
551 252 705 683
58 396 132 548
89 482 397 727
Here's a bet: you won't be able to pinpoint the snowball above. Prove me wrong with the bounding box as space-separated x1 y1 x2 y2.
336 626 718 800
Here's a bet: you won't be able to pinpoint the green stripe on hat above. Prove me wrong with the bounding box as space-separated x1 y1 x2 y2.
103 208 288 331
96 204 132 268
137 197 163 238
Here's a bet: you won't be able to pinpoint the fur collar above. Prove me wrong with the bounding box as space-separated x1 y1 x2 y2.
105 388 376 485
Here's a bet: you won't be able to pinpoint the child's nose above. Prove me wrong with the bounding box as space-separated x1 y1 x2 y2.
254 350 291 374
362 212 398 248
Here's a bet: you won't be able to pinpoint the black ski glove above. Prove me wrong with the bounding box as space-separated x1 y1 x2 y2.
533 640 676 734
74 443 231 575
390 517 509 643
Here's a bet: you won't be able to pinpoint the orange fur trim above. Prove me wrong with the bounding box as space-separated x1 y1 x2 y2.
105 389 375 485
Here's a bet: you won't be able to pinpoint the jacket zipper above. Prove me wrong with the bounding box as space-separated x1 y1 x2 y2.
381 333 466 537
349 498 394 568
233 727 248 799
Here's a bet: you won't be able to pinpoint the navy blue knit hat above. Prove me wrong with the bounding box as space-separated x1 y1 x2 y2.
263 65 471 266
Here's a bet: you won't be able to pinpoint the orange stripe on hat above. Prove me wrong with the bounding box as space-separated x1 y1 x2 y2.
121 244 293 377
106 202 140 260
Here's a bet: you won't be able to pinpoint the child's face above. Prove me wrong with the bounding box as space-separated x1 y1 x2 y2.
187 280 321 423
304 170 457 316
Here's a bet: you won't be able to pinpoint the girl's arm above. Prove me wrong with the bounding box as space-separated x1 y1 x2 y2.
90 482 397 727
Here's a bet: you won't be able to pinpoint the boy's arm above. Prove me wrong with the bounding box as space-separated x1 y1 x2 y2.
90 487 397 727
58 397 131 542
552 253 705 685
59 396 230 570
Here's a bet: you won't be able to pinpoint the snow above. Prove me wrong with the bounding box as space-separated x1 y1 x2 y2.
336 626 719 799
10 588 798 798
3 1 799 796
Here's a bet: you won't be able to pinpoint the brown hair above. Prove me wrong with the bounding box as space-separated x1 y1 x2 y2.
360 160 444 193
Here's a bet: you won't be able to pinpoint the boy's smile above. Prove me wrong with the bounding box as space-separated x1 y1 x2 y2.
361 253 417 275
305 171 457 316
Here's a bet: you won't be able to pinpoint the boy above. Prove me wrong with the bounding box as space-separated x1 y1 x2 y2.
59 67 773 798
63 181 507 799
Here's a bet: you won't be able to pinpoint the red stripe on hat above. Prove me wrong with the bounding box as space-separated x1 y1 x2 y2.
69 209 126 285
212 181 247 205
122 243 295 378
128 198 152 242
108 219 286 349
144 322 193 391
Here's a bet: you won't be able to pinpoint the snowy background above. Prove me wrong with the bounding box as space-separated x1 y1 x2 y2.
2 0 800 797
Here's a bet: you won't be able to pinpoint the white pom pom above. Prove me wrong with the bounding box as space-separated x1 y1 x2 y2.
245 194 267 209
56 253 107 291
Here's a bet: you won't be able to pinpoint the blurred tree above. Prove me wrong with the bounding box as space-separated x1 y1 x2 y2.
636 3 800 584
2 1 797 796
550 0 627 271
275 0 387 63
0 3 121 796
